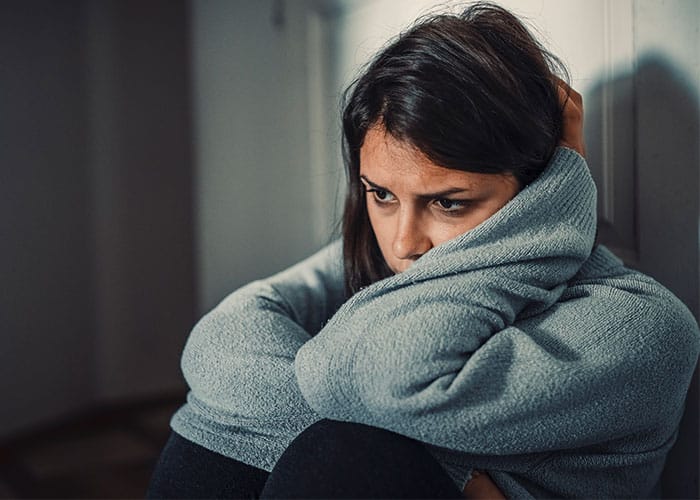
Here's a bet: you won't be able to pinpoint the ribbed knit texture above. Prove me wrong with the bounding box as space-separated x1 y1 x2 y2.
172 148 699 497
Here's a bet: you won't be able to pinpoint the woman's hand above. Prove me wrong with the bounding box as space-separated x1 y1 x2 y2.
462 470 506 499
557 78 586 158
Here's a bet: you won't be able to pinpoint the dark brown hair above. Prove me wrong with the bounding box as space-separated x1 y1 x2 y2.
341 2 569 297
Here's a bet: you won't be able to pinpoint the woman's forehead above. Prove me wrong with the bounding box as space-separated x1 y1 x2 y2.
359 126 513 193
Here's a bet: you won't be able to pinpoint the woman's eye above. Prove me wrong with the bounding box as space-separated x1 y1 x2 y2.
436 198 466 212
367 189 395 203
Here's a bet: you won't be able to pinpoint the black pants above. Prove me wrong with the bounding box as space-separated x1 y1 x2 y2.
147 419 463 499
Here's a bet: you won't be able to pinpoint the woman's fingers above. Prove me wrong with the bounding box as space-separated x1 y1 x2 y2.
556 77 583 108
555 77 586 158
462 470 507 499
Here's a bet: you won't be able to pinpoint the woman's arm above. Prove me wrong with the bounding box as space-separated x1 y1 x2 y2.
296 219 699 460
293 147 697 456
180 239 345 419
459 84 587 497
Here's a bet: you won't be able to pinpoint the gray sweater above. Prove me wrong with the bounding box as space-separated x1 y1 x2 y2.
172 148 699 497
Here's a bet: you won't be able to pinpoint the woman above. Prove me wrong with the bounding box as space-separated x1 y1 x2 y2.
149 3 699 498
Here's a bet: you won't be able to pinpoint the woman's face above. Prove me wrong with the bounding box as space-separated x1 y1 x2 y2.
360 126 520 274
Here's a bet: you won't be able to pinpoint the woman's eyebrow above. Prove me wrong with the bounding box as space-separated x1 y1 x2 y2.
359 175 394 193
359 174 472 199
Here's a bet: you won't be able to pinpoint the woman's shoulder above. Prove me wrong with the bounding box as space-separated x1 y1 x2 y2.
562 244 700 365
568 245 695 315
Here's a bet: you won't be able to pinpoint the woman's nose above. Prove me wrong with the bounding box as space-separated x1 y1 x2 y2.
392 210 432 263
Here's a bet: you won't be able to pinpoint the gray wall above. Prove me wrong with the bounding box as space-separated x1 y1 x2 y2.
633 1 700 495
86 0 195 401
191 0 330 313
1 0 195 436
1 0 334 438
0 0 95 436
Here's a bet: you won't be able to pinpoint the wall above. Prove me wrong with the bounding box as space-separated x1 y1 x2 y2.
0 0 94 436
191 0 328 313
1 0 331 439
633 1 700 495
86 0 195 401
0 0 195 436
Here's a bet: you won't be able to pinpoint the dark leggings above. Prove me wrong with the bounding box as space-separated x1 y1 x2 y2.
147 419 464 499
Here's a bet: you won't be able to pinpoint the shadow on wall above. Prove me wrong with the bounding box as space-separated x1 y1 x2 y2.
585 54 700 499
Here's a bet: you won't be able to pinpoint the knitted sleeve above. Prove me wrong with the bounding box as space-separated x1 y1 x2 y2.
295 252 700 455
294 148 697 455
180 239 345 420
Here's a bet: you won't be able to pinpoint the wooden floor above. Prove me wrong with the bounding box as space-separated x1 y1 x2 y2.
0 396 183 499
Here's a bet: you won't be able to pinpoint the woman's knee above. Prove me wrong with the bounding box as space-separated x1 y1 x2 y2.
262 420 462 499
147 432 268 499
288 419 422 459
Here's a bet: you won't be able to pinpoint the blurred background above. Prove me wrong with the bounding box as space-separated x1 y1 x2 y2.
0 0 698 498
